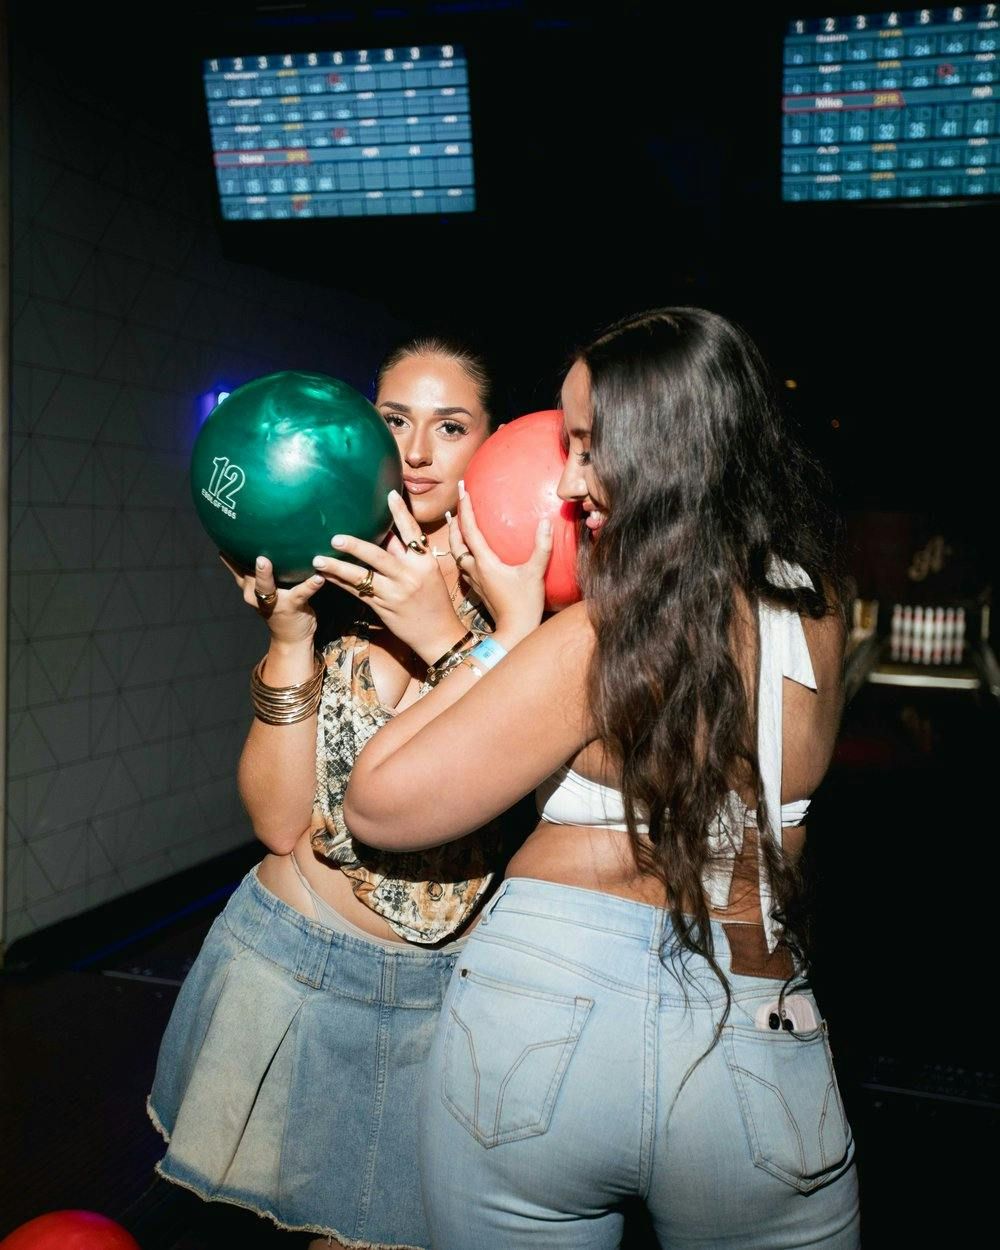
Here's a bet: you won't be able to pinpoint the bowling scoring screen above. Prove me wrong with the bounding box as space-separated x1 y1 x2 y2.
783 6 1000 202
202 44 475 220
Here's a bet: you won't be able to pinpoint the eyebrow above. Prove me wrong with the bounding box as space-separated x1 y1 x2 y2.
569 428 591 439
378 401 475 418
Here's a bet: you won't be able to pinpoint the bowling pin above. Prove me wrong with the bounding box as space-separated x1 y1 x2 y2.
901 604 913 662
943 606 956 664
932 606 944 665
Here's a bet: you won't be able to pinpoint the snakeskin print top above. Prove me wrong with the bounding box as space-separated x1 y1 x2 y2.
309 600 502 943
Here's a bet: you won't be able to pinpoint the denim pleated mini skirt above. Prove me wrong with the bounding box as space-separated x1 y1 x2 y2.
147 865 462 1250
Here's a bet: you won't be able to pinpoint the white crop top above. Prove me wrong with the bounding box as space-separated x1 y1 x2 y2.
535 559 818 954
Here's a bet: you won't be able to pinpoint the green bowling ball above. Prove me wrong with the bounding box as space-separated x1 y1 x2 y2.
190 371 402 584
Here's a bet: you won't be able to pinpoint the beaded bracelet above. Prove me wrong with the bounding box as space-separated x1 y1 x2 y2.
250 653 325 724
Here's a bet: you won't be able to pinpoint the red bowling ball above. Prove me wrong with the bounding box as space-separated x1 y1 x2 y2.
463 410 582 611
0 1211 140 1250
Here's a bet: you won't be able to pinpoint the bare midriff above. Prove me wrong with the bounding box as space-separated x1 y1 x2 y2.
505 819 807 925
256 829 414 944
256 816 806 942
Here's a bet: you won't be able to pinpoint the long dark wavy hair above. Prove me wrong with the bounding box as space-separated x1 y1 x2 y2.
577 307 845 1003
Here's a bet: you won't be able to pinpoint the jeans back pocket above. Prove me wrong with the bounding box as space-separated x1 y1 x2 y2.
722 1021 853 1193
442 968 593 1149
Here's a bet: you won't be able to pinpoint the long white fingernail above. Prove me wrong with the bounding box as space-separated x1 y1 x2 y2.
388 489 400 502
458 479 466 499
445 510 453 522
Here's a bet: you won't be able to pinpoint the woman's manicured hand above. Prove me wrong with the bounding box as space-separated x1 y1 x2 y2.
219 553 324 648
447 489 552 642
312 490 467 665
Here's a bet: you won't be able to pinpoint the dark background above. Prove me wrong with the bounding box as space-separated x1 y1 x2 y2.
3 1 997 1246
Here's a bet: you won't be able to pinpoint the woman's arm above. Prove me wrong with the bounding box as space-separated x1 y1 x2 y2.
344 603 595 851
219 550 326 855
237 635 321 854
236 486 522 855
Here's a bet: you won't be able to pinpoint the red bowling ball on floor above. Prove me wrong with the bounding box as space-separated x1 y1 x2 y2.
0 1211 140 1250
462 409 582 611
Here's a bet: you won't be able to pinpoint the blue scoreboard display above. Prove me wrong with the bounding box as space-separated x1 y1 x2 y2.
783 6 999 202
203 44 475 220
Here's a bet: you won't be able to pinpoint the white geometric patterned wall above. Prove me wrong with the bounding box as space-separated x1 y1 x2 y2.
4 47 400 943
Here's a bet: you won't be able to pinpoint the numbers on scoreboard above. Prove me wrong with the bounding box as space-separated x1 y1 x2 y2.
783 6 1000 204
206 41 475 219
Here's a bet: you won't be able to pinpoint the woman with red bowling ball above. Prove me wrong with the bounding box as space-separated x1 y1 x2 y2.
148 336 548 1250
343 308 861 1248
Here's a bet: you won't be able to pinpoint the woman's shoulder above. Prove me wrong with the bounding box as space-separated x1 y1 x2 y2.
537 600 594 650
504 602 595 694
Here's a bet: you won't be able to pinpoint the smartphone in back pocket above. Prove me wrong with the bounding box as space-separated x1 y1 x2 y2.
754 994 819 1033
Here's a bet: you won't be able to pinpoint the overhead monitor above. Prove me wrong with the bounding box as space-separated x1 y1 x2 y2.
202 43 475 220
782 6 999 202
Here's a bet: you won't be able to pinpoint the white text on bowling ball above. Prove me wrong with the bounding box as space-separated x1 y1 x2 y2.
202 455 246 519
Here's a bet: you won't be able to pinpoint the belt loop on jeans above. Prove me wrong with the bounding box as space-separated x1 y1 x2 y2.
477 878 510 927
294 923 332 989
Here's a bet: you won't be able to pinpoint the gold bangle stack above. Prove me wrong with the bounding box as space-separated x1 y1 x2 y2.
425 629 481 687
250 653 325 724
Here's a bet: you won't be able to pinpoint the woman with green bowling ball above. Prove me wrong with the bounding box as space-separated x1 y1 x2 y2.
343 309 859 1248
148 337 536 1250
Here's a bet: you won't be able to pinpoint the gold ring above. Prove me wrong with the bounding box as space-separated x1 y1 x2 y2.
406 534 429 553
357 568 376 597
254 588 278 608
455 551 473 571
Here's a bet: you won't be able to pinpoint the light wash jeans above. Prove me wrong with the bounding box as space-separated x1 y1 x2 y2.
419 878 860 1248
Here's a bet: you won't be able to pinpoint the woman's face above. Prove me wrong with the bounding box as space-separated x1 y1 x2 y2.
376 353 492 527
557 359 606 536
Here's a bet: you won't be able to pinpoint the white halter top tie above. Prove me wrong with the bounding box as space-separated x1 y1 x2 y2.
535 559 818 953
